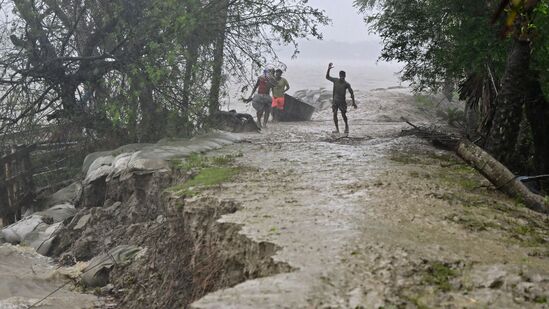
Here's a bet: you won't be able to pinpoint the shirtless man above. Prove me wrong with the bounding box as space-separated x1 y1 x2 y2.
326 62 356 134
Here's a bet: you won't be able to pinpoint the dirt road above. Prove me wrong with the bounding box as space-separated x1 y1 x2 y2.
193 89 549 308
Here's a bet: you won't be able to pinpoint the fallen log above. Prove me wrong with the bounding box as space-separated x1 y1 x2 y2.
456 140 548 214
401 119 548 214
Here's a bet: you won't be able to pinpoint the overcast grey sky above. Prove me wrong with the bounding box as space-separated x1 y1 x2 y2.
308 0 376 43
276 0 385 63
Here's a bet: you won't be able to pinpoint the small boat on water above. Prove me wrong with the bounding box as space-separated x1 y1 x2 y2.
272 94 316 122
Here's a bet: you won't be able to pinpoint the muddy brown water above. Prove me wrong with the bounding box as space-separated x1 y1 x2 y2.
0 244 99 308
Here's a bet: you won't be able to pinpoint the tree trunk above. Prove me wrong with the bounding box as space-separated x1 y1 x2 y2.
456 140 548 214
485 40 530 169
208 0 229 115
131 75 161 143
140 84 160 142
524 74 549 176
182 44 198 111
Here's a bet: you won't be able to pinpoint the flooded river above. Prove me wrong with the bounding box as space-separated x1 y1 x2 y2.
0 244 98 309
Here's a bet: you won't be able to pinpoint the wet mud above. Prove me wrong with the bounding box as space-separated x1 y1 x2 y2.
192 89 548 308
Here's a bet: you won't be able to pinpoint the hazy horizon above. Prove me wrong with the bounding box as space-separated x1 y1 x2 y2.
223 0 406 112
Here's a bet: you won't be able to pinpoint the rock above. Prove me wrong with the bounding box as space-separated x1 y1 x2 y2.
471 265 507 289
156 215 167 224
211 110 260 133
105 202 122 214
73 236 99 261
516 282 535 294
59 252 77 266
101 283 115 294
364 290 385 309
81 245 143 287
74 214 92 230
528 273 546 283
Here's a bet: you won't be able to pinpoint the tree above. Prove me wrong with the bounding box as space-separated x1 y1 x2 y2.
356 0 549 176
484 0 549 174
0 0 328 145
206 0 329 112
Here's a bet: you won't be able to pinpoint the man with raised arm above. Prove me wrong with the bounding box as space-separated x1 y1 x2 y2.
326 62 357 135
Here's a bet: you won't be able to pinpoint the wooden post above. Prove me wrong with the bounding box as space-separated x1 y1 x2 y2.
0 145 35 226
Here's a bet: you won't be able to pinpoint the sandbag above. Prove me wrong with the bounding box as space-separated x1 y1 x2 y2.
81 245 143 287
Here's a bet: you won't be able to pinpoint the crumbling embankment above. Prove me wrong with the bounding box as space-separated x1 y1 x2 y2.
1 132 291 308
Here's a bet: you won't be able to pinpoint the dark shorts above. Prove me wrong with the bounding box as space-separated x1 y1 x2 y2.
332 100 347 113
252 94 272 113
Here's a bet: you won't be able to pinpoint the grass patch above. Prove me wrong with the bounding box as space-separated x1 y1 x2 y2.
167 153 241 197
405 295 431 309
414 94 436 110
170 153 238 171
438 171 481 191
446 214 499 232
428 192 489 208
456 178 481 191
423 262 457 292
168 167 238 197
427 151 459 163
389 153 424 165
449 164 476 174
510 224 546 246
534 296 547 304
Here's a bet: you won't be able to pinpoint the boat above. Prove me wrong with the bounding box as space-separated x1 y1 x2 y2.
271 94 316 122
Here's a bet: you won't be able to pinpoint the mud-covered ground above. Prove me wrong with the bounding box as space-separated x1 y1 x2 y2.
192 89 549 308
1 89 547 309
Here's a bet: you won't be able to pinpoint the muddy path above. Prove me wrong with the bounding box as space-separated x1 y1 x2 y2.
192 90 548 308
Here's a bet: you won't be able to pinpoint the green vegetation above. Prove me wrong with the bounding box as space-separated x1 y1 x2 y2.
414 94 436 110
447 176 480 191
534 296 548 304
389 153 423 165
404 296 431 309
169 167 238 197
167 154 240 197
511 224 547 246
423 262 457 292
445 213 498 232
170 153 239 171
0 1 328 143
356 0 549 177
